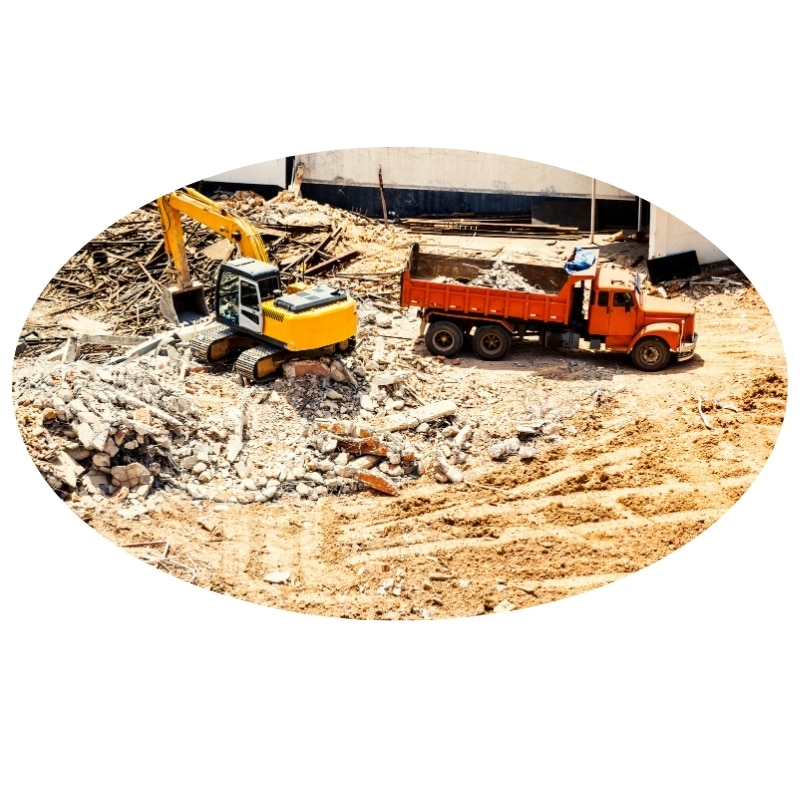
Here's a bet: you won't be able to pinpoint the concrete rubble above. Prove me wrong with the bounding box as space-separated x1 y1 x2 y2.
431 257 541 292
13 187 596 520
13 300 589 519
467 258 538 291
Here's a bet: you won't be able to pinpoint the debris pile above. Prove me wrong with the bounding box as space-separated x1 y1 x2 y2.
467 259 539 291
10 320 461 513
430 258 543 292
398 215 581 239
18 188 412 359
14 294 595 519
655 269 748 299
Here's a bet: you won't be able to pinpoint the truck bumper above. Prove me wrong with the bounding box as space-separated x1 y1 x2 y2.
676 333 698 362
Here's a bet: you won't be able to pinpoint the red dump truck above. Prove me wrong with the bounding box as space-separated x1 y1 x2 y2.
400 243 697 371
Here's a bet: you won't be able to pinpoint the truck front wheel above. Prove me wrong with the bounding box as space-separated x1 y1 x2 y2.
425 320 464 357
472 324 511 360
631 337 671 371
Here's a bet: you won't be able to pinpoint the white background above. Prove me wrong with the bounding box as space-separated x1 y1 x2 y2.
2 4 797 797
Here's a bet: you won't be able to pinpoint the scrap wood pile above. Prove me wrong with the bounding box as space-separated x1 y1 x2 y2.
399 213 581 239
19 189 412 359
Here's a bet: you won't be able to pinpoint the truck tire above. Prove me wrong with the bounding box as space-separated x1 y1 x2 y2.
425 320 464 357
631 337 671 371
472 324 511 360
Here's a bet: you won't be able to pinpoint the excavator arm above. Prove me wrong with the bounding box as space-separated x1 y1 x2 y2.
156 187 272 324
157 187 271 283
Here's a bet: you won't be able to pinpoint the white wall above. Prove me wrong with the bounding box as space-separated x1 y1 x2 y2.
206 157 286 188
294 147 634 199
649 205 729 264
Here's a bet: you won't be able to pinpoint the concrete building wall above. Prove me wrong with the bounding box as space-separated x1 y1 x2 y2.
201 148 641 228
649 206 729 265
205 158 287 189
295 147 633 199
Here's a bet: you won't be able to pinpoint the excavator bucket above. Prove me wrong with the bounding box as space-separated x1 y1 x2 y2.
159 281 210 326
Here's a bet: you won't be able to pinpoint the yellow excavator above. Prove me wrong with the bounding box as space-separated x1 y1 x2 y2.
156 187 358 381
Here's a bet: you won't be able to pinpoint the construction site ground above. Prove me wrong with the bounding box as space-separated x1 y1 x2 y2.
12 192 788 621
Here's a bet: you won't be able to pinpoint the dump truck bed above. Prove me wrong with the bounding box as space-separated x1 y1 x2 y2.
400 243 582 325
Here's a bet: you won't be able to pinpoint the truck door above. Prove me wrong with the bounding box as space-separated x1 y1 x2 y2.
589 290 637 337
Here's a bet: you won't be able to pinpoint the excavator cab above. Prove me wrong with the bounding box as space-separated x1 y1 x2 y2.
214 257 352 353
215 258 282 332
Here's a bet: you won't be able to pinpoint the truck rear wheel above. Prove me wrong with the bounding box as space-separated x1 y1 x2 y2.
425 320 464 358
631 337 671 371
472 324 511 360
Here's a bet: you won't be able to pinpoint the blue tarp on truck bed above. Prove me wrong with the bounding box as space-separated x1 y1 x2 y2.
565 247 597 274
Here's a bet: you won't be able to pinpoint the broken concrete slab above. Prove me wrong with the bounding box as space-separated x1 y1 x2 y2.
489 437 521 460
353 470 399 496
48 450 85 489
283 360 332 380
371 371 410 387
378 400 457 432
264 571 291 584
110 462 154 494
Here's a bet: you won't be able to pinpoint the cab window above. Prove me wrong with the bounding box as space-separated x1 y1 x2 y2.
217 270 239 325
613 292 632 308
240 280 260 309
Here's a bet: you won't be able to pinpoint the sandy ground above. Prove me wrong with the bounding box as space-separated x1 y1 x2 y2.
24 230 784 621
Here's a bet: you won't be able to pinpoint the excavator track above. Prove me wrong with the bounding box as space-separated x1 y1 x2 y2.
190 325 257 364
234 345 288 382
190 326 347 382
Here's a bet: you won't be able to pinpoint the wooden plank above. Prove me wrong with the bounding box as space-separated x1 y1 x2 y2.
302 250 360 277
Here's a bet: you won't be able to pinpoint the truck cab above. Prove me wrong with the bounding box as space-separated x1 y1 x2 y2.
586 266 697 370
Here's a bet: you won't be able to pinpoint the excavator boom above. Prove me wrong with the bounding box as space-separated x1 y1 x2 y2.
156 187 271 324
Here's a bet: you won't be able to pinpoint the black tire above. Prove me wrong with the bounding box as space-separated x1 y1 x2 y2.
425 320 464 357
472 324 511 361
631 337 671 371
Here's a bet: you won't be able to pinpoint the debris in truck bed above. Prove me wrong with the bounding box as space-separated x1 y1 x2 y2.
430 257 544 292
